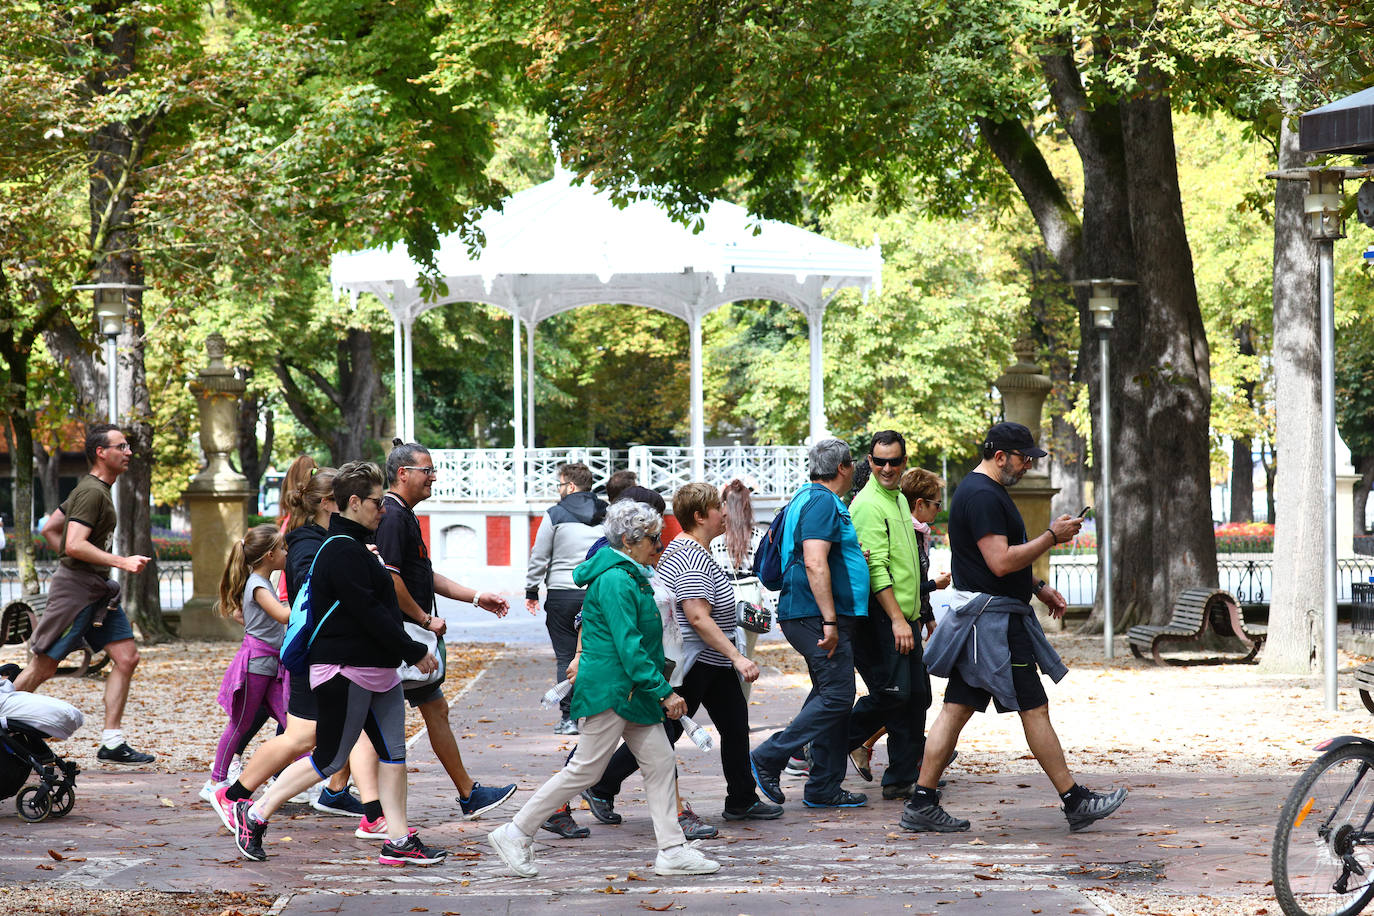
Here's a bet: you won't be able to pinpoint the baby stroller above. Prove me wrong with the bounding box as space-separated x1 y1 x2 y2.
0 663 82 822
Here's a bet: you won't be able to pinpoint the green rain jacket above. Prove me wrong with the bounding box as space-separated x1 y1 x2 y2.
569 546 675 724
849 474 921 622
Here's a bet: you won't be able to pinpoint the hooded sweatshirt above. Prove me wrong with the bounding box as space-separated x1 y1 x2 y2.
526 489 609 599
568 546 674 724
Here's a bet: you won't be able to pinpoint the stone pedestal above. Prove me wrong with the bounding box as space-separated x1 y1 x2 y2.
179 335 252 640
996 338 1062 626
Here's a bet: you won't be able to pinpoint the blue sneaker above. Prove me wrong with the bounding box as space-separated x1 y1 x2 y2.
750 751 785 805
311 785 365 817
460 782 517 819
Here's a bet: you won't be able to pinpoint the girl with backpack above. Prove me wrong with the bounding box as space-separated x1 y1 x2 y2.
202 524 290 803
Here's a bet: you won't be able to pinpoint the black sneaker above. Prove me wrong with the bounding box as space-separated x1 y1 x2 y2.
232 800 269 861
749 751 785 805
803 789 867 809
581 788 622 825
97 742 155 765
722 799 784 821
379 832 448 866
1064 787 1127 833
541 804 590 838
900 801 970 833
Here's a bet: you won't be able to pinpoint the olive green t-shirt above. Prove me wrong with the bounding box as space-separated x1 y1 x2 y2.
59 474 117 577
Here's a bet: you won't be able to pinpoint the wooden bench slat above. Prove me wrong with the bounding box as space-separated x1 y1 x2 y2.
1128 587 1265 665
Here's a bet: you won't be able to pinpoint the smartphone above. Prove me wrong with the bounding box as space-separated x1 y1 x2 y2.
1077 506 1092 518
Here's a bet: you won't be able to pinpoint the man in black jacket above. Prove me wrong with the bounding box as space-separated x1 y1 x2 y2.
226 461 447 867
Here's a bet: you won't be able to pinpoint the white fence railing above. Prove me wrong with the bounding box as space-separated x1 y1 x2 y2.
427 445 809 503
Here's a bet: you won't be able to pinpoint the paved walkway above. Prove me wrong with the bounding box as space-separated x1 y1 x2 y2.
0 647 1284 914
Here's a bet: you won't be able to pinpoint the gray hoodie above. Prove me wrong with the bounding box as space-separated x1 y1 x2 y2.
526 490 609 598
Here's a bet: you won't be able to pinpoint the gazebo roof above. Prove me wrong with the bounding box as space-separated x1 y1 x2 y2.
330 168 883 325
1300 85 1374 157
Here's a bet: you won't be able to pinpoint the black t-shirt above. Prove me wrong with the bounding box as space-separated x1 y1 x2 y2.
948 471 1034 601
374 492 434 614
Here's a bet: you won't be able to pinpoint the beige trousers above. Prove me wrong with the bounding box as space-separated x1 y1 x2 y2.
512 709 685 850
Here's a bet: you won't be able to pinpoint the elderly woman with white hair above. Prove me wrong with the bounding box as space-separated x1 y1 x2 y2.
488 500 720 878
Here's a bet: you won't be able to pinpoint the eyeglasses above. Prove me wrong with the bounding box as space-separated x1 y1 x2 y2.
922 499 942 508
1008 450 1037 465
363 496 385 509
650 533 663 549
101 442 132 453
402 466 438 477
869 455 905 468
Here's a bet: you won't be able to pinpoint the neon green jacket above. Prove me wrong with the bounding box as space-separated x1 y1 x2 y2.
850 475 921 622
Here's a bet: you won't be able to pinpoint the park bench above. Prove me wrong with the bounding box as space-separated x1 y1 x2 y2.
1355 663 1374 714
0 594 108 678
1127 587 1267 666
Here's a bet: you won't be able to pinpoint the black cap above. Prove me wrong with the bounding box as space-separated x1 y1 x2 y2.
983 422 1047 458
615 485 667 515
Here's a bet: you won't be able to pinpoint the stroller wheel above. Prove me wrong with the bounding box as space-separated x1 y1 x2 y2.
16 786 51 823
50 786 74 818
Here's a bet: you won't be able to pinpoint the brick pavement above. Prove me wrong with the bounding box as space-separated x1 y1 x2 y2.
0 647 1287 914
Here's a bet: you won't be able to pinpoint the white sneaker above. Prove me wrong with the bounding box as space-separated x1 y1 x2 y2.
487 823 538 878
226 756 242 784
654 842 720 876
199 778 228 804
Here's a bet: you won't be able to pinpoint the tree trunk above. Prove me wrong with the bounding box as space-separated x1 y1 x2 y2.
234 382 274 515
1230 437 1254 523
274 327 382 466
33 439 62 517
1263 119 1324 673
2 414 38 595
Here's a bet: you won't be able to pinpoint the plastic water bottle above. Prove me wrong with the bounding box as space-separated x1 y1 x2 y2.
679 715 714 751
541 679 572 708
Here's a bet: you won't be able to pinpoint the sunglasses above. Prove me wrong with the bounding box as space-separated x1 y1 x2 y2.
869 455 905 468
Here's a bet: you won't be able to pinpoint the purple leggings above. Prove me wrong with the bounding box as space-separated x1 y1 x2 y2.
212 672 284 782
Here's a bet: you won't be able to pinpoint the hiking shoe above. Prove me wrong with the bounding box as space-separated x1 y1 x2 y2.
677 803 718 839
210 785 236 832
722 799 784 821
900 801 970 833
313 785 365 817
488 822 538 877
882 782 915 800
554 717 580 736
541 804 590 838
582 788 622 825
783 742 813 777
460 782 518 819
850 745 874 782
749 752 785 805
199 778 228 804
379 832 448 866
356 814 389 839
654 842 720 876
232 801 268 861
1064 787 1128 833
97 742 154 765
803 789 867 809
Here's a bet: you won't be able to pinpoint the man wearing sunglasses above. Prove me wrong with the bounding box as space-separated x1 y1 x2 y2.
902 421 1126 835
845 430 934 801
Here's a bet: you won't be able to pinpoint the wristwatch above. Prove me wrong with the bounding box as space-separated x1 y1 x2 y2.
1035 579 1047 592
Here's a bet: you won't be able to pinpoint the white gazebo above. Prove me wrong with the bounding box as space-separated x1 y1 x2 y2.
331 166 882 498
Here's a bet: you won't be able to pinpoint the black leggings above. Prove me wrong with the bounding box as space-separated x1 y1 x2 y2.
309 675 406 777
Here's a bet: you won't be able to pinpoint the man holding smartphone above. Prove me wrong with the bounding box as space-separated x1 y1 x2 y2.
900 422 1127 835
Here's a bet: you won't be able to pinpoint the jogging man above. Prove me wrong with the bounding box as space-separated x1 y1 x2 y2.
17 423 155 764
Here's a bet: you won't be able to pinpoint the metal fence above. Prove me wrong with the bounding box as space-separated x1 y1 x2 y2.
1050 555 1374 608
0 562 193 611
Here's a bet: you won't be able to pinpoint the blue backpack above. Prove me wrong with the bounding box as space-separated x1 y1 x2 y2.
280 535 347 676
752 489 810 591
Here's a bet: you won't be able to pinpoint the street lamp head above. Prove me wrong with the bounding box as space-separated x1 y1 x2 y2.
1089 286 1119 330
74 281 143 339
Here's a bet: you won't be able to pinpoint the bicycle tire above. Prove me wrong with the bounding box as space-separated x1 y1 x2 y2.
1275 743 1374 916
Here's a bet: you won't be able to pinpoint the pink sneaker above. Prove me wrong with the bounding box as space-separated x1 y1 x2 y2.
212 785 236 832
355 814 388 839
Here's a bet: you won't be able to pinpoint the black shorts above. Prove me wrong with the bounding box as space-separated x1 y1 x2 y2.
404 680 444 709
287 671 318 720
943 615 1049 714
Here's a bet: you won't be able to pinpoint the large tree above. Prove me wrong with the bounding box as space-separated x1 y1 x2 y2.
489 0 1224 625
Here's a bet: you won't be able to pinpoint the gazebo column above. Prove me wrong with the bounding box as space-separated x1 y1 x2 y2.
402 317 416 443
526 319 536 449
806 305 828 442
511 312 526 501
392 317 404 441
689 311 705 480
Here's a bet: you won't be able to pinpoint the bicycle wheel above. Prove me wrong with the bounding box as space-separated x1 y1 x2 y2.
1275 743 1374 916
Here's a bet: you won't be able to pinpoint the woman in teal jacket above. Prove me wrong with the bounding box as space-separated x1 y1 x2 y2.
487 500 721 879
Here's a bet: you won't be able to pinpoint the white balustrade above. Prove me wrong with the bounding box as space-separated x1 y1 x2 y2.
426 445 809 503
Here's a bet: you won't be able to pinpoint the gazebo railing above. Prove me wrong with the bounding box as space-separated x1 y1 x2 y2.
426 445 808 502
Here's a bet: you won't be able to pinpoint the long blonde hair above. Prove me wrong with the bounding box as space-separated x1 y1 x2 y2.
217 524 282 618
721 479 755 570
